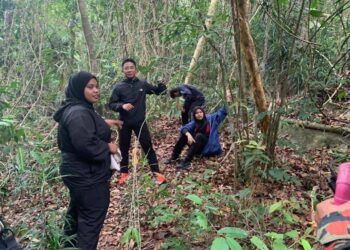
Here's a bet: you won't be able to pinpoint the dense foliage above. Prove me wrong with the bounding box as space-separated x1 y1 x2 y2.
0 0 349 249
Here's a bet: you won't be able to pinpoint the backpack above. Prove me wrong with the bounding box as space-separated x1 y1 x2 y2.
0 218 22 250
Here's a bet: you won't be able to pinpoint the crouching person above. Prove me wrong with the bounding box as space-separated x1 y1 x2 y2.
165 106 227 169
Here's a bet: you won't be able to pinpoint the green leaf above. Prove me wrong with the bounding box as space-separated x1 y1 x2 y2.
186 194 203 205
194 210 208 229
309 9 322 17
269 201 283 213
283 211 295 224
16 147 26 173
265 232 284 240
310 0 318 9
131 228 141 246
31 151 44 165
300 239 312 250
225 237 242 250
272 239 288 250
238 188 251 199
338 89 346 101
211 237 229 250
285 230 298 239
250 236 269 250
218 227 248 239
121 228 132 245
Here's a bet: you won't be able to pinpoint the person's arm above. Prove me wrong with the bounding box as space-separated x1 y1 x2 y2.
213 106 228 123
144 80 167 95
65 111 110 161
104 119 123 129
180 121 196 145
109 85 124 112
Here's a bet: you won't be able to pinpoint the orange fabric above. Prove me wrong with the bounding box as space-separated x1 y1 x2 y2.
155 173 167 185
118 173 129 185
326 221 349 235
325 242 336 250
342 210 350 217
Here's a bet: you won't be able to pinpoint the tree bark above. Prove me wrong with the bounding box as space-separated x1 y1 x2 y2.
236 0 270 134
184 0 220 84
76 0 98 74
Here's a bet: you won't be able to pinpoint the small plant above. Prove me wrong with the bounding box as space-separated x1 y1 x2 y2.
121 227 141 248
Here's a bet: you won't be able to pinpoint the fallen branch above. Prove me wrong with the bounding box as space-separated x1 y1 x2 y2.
282 118 350 135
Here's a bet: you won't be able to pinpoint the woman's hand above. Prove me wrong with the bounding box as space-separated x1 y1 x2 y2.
122 103 134 111
108 143 118 154
105 119 123 129
185 132 195 145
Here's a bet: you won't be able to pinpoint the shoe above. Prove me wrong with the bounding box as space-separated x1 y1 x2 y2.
177 160 190 169
155 173 167 185
118 173 129 185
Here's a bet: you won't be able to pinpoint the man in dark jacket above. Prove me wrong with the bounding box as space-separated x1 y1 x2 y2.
109 58 167 185
169 84 205 125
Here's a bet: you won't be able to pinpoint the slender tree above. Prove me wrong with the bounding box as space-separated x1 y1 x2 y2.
77 0 98 74
236 0 270 134
184 0 219 84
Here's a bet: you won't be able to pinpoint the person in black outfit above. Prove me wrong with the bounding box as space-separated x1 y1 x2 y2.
53 71 121 250
109 58 167 185
169 84 205 125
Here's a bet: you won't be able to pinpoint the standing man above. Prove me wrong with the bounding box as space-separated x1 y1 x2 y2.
169 84 205 125
109 58 167 185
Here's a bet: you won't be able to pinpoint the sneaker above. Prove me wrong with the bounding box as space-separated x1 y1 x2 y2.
155 173 167 185
118 173 129 185
177 160 190 169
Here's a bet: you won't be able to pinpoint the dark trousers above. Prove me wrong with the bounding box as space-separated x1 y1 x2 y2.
172 133 208 162
63 181 110 250
119 121 159 173
181 99 205 125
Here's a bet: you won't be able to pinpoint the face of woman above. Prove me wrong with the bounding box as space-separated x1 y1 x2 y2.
194 109 204 121
84 78 100 104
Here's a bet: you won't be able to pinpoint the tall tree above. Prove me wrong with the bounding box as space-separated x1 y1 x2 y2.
184 0 219 84
77 0 98 74
235 0 270 134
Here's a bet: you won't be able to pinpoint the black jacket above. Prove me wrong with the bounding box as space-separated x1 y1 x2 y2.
109 78 166 125
178 85 205 110
56 104 112 188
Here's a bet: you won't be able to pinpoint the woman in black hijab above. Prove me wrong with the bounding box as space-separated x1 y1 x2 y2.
53 71 121 250
165 106 210 169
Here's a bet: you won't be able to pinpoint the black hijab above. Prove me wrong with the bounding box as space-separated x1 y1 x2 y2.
192 106 210 136
53 71 96 122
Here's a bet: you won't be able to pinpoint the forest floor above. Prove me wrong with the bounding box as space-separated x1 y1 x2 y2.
96 116 336 250
1 114 342 249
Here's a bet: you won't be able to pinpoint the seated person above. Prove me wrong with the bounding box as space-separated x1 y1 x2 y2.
169 84 205 125
165 106 227 169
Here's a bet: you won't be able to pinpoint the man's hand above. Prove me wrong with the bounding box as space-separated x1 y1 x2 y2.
185 132 196 145
122 103 134 111
105 119 123 129
108 143 118 154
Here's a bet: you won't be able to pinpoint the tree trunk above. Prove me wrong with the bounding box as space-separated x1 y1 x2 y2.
236 0 270 134
184 0 220 84
283 118 350 135
76 0 98 74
